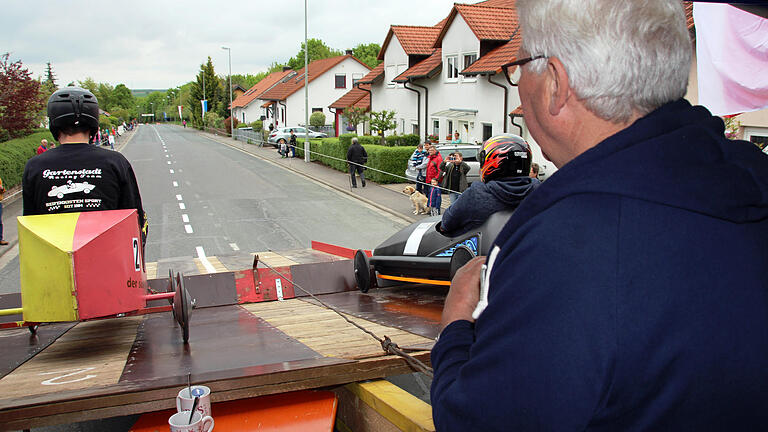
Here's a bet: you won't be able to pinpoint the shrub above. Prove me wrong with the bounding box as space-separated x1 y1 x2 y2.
384 134 420 147
0 130 54 189
296 136 415 184
338 133 356 147
250 120 263 131
309 112 326 128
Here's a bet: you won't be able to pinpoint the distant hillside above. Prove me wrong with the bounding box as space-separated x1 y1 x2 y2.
131 89 167 97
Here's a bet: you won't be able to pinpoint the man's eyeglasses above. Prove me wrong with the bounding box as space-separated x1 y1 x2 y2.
501 55 546 84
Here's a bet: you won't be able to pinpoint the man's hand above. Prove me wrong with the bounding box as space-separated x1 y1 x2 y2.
441 255 486 330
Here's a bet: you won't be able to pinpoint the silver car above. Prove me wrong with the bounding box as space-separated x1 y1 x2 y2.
405 144 482 185
267 126 327 147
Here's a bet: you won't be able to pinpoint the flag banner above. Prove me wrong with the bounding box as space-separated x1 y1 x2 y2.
178 105 183 120
201 100 208 119
694 3 768 116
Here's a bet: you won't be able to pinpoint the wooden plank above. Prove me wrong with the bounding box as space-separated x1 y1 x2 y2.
334 386 401 432
346 381 435 432
242 299 433 359
0 316 141 401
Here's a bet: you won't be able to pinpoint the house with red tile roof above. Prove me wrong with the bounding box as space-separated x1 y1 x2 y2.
255 54 371 134
328 63 383 136
230 69 294 126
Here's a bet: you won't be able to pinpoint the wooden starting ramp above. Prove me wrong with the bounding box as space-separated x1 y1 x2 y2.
0 242 444 431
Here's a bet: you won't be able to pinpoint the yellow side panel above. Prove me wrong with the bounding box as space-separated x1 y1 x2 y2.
18 214 79 322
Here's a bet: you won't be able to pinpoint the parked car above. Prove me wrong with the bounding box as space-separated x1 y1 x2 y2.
267 127 327 147
405 144 482 185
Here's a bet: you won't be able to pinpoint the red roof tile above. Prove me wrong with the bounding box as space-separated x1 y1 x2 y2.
357 63 385 85
353 94 371 110
259 55 371 101
474 0 516 8
434 4 518 48
230 70 293 109
393 49 443 83
461 37 520 75
684 2 694 30
329 85 370 109
378 25 443 60
510 105 523 116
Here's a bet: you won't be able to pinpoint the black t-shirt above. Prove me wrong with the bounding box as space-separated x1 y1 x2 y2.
22 143 147 237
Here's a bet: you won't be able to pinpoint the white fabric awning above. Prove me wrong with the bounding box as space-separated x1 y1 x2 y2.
431 108 478 120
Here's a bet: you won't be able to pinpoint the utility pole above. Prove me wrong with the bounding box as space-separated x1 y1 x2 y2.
304 0 310 162
222 46 233 137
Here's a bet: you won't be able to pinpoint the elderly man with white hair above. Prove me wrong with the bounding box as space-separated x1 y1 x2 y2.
431 1 768 430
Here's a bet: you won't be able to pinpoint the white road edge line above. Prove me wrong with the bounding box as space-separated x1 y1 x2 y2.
195 246 216 274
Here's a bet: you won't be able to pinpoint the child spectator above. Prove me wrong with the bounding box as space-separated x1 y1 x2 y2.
439 134 538 237
409 143 428 194
428 178 442 216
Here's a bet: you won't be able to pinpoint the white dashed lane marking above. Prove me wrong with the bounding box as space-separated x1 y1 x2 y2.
182 214 189 223
195 247 216 273
179 203 186 210
176 195 183 201
230 243 240 251
185 225 193 234
173 181 178 187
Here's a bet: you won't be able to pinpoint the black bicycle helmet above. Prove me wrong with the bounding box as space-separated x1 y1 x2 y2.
479 134 532 182
48 87 100 141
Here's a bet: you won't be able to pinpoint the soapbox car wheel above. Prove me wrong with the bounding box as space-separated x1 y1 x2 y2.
449 245 477 281
172 273 192 344
354 249 371 293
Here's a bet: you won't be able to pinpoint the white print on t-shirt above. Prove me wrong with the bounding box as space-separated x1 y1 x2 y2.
42 169 102 180
47 180 95 199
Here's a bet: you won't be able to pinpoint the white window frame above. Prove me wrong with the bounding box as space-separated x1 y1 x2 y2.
462 53 478 82
386 64 397 88
445 55 459 82
432 119 439 136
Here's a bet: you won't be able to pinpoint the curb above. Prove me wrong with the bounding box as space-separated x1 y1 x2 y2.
198 131 417 225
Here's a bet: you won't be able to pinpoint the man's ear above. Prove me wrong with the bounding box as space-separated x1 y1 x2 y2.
547 57 571 116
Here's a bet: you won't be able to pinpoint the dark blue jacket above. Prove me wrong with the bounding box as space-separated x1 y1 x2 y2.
431 100 768 431
428 186 442 209
440 177 538 237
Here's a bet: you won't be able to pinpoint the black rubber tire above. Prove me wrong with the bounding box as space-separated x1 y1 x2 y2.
172 272 191 343
354 249 371 293
28 324 38 335
450 245 477 281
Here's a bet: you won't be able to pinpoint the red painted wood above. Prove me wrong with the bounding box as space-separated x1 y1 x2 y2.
234 269 263 303
311 241 371 259
254 267 296 301
72 210 146 320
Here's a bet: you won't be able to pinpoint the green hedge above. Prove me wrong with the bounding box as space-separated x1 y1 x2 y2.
0 130 54 189
297 137 415 184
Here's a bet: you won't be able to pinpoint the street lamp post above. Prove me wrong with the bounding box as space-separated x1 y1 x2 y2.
222 46 233 137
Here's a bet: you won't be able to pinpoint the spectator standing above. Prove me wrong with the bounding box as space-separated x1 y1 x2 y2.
427 178 442 216
439 152 470 204
424 145 443 196
409 143 429 194
289 129 297 158
346 137 368 188
183 119 187 128
431 0 768 430
37 139 49 155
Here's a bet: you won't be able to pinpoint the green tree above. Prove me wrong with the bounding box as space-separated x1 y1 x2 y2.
310 111 326 128
78 77 98 94
369 110 397 144
187 57 220 127
287 39 342 70
0 53 44 139
96 82 114 111
342 106 369 131
351 43 382 69
112 84 134 110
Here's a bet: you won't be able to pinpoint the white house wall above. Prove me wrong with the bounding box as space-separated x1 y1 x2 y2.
372 35 419 136
427 15 517 144
284 58 371 129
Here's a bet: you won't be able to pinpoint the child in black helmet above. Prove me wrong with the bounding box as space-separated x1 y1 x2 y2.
439 134 539 237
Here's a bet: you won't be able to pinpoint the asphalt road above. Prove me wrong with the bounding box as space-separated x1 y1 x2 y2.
0 124 406 296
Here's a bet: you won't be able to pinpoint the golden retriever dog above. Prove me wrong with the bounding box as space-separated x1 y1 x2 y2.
403 185 429 215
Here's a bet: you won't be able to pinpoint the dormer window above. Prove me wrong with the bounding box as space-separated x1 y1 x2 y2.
446 55 459 81
335 74 346 89
463 53 478 82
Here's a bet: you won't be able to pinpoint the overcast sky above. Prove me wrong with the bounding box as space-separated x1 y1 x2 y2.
1 1 459 90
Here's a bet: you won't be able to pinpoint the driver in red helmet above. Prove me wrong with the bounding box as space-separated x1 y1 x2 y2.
439 134 539 237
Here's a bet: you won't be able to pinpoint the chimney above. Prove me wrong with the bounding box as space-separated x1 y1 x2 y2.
282 66 292 72
345 49 353 56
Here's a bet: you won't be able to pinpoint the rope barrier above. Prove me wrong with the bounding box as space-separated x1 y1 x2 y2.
257 251 434 378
